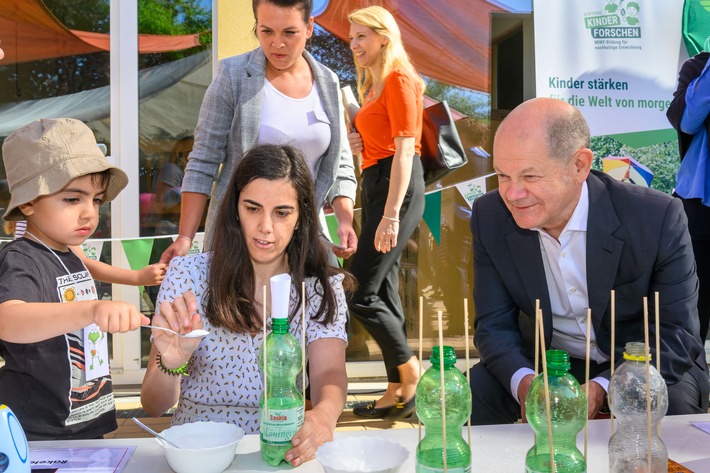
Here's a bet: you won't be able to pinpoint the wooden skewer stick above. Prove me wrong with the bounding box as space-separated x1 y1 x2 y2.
643 297 652 470
438 311 448 473
584 308 592 464
537 309 556 473
535 299 540 375
301 281 307 404
263 285 268 417
654 291 661 437
610 289 616 434
419 297 424 443
464 298 471 447
654 291 660 372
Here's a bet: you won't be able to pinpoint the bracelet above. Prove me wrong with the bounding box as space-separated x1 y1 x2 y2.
156 353 192 377
177 235 193 245
382 215 400 222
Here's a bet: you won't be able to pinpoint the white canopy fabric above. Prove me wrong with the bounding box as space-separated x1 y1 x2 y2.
0 51 211 141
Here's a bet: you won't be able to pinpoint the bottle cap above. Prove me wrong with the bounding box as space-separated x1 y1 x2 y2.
623 352 651 362
270 273 291 319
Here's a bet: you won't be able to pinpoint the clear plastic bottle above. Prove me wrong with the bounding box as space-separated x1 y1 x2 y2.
415 345 472 473
525 349 586 473
258 274 304 466
608 342 668 473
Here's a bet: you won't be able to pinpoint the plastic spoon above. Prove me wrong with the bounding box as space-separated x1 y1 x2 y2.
143 325 209 339
132 417 181 449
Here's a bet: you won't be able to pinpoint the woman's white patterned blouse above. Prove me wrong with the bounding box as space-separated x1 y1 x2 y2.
155 252 348 434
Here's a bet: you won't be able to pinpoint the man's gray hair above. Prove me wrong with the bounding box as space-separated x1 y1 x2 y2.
546 107 590 163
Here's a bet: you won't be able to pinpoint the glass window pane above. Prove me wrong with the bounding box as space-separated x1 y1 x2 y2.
137 0 213 367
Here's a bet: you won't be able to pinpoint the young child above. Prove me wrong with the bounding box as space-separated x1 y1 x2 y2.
0 118 150 440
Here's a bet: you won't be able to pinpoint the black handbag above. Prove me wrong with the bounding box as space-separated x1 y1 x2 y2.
419 100 468 185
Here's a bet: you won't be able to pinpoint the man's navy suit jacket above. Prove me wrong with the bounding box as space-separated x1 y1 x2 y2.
471 170 704 395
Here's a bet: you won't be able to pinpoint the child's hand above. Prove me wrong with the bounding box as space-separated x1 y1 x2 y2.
137 263 167 286
90 301 149 333
150 291 203 367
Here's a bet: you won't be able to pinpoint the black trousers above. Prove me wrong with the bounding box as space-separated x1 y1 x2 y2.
677 196 710 342
468 354 710 425
348 156 425 383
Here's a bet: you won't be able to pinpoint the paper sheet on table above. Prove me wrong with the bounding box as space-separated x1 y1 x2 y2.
30 446 135 472
690 421 710 435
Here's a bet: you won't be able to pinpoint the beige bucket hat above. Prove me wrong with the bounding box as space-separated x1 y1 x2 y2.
2 118 128 221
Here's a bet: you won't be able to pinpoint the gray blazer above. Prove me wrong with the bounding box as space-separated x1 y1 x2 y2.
182 48 357 239
471 170 705 392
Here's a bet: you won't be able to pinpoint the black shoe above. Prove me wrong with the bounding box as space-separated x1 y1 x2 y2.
352 396 416 420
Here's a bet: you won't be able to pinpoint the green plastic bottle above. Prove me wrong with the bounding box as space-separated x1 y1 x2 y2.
415 345 472 473
258 274 304 466
525 350 586 473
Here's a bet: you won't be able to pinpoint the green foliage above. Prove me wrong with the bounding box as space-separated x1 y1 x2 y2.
590 135 680 195
309 26 357 93
590 135 623 170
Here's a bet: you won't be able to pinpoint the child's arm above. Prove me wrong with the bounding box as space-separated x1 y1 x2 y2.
71 246 166 287
0 299 149 344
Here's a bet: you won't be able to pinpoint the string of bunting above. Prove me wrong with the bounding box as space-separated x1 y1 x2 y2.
0 172 494 264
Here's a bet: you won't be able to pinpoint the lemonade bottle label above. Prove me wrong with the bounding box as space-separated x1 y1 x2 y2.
260 406 304 444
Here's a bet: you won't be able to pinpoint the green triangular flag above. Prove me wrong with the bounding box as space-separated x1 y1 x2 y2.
121 238 155 293
423 191 442 245
325 214 343 266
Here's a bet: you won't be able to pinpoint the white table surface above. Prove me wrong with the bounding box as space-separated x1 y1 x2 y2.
29 413 710 472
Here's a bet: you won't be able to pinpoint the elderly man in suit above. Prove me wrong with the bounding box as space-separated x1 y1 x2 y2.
469 97 709 425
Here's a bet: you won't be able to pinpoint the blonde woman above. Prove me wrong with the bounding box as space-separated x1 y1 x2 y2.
347 6 425 419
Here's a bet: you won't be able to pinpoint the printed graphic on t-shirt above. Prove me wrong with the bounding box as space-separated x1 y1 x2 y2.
56 270 115 426
56 270 109 380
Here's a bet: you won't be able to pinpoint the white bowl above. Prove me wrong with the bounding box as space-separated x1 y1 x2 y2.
316 436 409 473
156 421 245 473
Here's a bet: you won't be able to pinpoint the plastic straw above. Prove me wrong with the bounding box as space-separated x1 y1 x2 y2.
584 308 591 463
643 297 652 470
302 281 307 403
535 299 540 375
438 311 447 473
419 296 424 443
537 309 555 473
464 298 471 446
610 289 616 434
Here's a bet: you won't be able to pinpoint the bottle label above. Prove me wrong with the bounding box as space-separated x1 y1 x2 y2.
418 466 470 473
260 406 304 444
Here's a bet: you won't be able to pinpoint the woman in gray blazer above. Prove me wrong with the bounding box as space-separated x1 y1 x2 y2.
160 0 357 263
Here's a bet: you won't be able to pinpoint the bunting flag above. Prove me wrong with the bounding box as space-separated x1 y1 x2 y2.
80 240 104 261
423 191 442 245
455 176 488 209
324 213 343 266
121 238 155 293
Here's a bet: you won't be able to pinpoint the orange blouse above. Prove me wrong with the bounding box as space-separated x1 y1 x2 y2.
354 68 423 169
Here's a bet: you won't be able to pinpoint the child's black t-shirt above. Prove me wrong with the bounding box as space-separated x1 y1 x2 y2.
0 238 117 440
